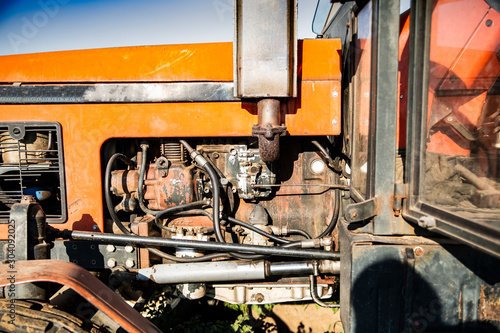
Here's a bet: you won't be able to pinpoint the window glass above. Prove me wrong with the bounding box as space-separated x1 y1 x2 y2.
423 0 500 218
351 2 372 198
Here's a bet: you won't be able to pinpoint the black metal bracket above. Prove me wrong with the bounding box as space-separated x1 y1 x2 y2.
344 197 379 223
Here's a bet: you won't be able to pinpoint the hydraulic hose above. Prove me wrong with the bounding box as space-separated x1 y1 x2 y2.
289 229 312 239
154 200 211 231
105 153 228 263
137 143 162 216
318 172 341 238
105 154 136 236
180 140 267 260
310 140 342 238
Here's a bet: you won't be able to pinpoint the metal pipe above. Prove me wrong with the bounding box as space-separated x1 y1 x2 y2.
64 231 340 260
253 99 286 163
258 99 281 126
268 260 340 276
138 261 266 284
137 259 340 284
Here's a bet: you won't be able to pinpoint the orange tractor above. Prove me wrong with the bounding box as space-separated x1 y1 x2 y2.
0 0 499 332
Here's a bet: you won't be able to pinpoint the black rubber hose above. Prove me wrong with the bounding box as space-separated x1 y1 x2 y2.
178 140 305 260
137 144 162 216
289 229 312 239
225 216 290 245
311 140 342 173
170 210 292 245
154 200 211 231
317 173 341 238
204 163 265 260
105 153 136 235
105 153 228 263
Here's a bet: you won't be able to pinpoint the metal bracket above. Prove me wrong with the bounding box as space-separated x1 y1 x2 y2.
393 181 407 216
344 197 379 223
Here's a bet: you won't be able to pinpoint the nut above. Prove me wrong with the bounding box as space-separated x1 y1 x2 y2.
125 245 135 253
107 258 117 268
106 244 116 253
349 210 358 220
254 293 265 303
125 259 135 268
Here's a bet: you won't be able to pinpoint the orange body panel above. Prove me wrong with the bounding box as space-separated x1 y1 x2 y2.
0 39 341 234
0 43 234 83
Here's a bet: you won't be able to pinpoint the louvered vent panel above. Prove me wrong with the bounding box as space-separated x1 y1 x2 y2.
0 123 66 222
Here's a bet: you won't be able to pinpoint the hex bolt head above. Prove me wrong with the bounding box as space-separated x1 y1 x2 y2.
125 259 135 269
125 245 135 253
107 258 117 268
254 293 265 303
106 245 116 253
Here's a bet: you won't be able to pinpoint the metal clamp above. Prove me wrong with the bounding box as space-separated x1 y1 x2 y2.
344 197 379 223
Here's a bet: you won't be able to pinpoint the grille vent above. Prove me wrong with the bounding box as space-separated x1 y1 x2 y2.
0 122 66 222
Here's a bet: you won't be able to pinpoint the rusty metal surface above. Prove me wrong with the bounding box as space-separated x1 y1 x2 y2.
143 163 195 210
234 141 338 238
0 260 161 333
253 99 287 163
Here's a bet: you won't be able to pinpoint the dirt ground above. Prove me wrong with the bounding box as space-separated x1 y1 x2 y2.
264 304 343 333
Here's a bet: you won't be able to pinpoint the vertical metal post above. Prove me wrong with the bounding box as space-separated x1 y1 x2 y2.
368 0 400 235
234 0 297 162
234 0 297 98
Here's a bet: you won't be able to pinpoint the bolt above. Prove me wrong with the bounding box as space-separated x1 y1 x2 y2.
254 293 265 303
364 92 369 98
414 247 424 256
107 258 117 268
332 91 339 98
92 225 99 231
213 153 219 159
486 19 492 27
446 116 453 122
204 187 210 194
232 187 237 193
400 95 404 99
125 245 135 253
106 244 116 253
332 119 338 126
418 216 436 228
349 210 358 220
125 259 135 268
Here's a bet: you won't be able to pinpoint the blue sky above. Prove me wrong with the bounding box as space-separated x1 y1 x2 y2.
0 0 318 55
